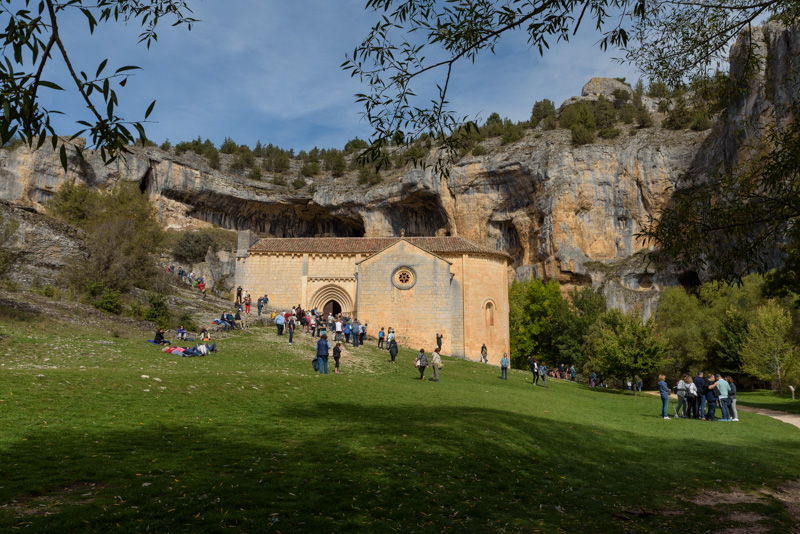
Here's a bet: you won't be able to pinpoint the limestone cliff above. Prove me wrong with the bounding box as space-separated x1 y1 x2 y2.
1 22 797 313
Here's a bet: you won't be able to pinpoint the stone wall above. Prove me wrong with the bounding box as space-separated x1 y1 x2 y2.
356 241 457 356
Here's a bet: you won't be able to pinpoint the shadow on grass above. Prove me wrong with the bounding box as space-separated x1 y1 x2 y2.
0 404 797 533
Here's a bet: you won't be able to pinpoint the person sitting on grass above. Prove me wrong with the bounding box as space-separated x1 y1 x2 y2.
200 327 210 342
154 328 170 346
176 325 188 341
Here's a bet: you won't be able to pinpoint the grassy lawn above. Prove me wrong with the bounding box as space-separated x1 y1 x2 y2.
1 306 799 532
738 390 800 415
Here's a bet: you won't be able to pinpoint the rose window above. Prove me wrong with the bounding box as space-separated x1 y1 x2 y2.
392 267 416 289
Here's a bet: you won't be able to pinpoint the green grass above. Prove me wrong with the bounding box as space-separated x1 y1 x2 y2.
738 389 800 414
1 310 798 532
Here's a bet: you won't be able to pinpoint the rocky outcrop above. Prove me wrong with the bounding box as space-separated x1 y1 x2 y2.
0 23 797 315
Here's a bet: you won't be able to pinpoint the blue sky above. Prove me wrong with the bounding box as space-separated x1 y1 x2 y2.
38 0 641 152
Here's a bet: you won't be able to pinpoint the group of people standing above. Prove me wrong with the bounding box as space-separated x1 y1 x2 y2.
658 372 739 421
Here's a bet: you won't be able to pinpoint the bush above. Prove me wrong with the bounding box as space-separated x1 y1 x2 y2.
40 284 58 298
541 115 558 130
172 231 216 264
691 113 713 131
635 106 654 128
571 124 595 145
610 89 630 107
247 166 263 180
300 162 319 177
530 99 557 128
330 153 347 177
618 103 637 124
598 127 621 139
559 102 596 132
293 177 307 189
471 145 489 156
663 100 692 130
95 289 123 315
272 153 291 173
145 293 171 328
160 139 172 151
590 95 616 130
219 137 237 154
357 167 383 186
647 80 670 98
501 122 525 145
343 137 369 155
205 146 220 169
271 176 287 186
176 310 199 332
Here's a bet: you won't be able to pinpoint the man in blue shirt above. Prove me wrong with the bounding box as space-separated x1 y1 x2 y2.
275 312 286 336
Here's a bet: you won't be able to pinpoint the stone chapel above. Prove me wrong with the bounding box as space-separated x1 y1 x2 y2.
234 231 511 364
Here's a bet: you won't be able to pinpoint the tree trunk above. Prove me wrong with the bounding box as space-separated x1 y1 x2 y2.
632 376 637 397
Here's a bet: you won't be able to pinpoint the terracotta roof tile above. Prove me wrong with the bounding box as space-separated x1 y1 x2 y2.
249 236 509 259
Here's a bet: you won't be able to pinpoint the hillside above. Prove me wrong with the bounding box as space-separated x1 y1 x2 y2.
1 296 799 532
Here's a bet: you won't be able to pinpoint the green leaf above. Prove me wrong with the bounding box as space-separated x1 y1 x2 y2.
144 100 156 120
96 59 108 78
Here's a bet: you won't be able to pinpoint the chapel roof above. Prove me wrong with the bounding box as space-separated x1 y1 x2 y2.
249 236 510 260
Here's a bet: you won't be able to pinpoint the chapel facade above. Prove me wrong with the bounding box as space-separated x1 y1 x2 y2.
234 231 510 364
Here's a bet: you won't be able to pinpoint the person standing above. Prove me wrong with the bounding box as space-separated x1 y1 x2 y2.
360 323 367 345
389 339 398 363
335 319 343 342
658 374 670 420
694 372 707 420
333 342 342 374
569 365 576 381
539 361 548 388
675 375 689 418
705 374 718 421
275 312 285 336
316 334 331 375
378 327 385 349
257 296 264 317
387 328 395 346
415 349 428 381
687 376 699 419
500 353 509 380
235 285 243 306
352 321 360 348
715 373 731 421
244 294 252 314
590 371 597 387
480 344 488 364
726 376 739 421
430 348 442 382
436 332 443 351
343 322 351 344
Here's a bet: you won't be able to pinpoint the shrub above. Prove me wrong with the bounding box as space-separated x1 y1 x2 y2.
95 289 123 315
205 146 220 169
560 102 596 132
176 310 199 332
530 99 556 128
271 176 287 186
618 103 637 124
172 231 216 264
598 127 621 139
635 106 654 128
160 139 172 151
501 122 525 145
691 113 713 131
663 100 692 130
40 284 59 298
300 162 319 177
293 177 307 189
247 166 263 180
571 124 595 145
542 115 558 130
357 167 383 186
330 153 347 177
146 293 171 328
272 153 291 173
219 137 237 154
647 80 670 98
471 145 489 156
590 95 616 130
344 137 369 155
610 89 630 107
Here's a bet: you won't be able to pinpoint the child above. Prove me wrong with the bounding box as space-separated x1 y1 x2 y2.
333 342 342 374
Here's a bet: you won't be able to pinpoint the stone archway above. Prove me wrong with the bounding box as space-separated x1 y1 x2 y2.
310 284 354 315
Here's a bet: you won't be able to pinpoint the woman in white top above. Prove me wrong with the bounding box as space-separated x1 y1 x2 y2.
674 374 690 418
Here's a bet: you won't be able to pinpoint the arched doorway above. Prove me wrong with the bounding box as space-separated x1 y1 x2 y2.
323 299 342 317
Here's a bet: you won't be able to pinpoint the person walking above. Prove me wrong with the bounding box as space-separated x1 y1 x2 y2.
529 357 538 385
389 339 398 363
316 334 331 375
415 349 428 381
726 376 739 421
675 375 689 418
480 344 488 364
539 361 548 388
429 348 442 382
333 342 342 374
275 312 285 336
500 352 509 380
378 327 385 349
287 317 295 345
658 374 670 420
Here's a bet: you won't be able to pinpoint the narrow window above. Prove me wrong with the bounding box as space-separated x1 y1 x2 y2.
485 302 494 327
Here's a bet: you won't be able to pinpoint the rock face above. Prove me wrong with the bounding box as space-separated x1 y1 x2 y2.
0 22 797 314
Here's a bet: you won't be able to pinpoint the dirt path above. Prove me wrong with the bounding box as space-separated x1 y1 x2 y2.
735 404 800 431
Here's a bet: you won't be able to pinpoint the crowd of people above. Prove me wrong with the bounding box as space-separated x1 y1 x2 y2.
659 372 740 422
168 265 207 296
150 326 217 357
